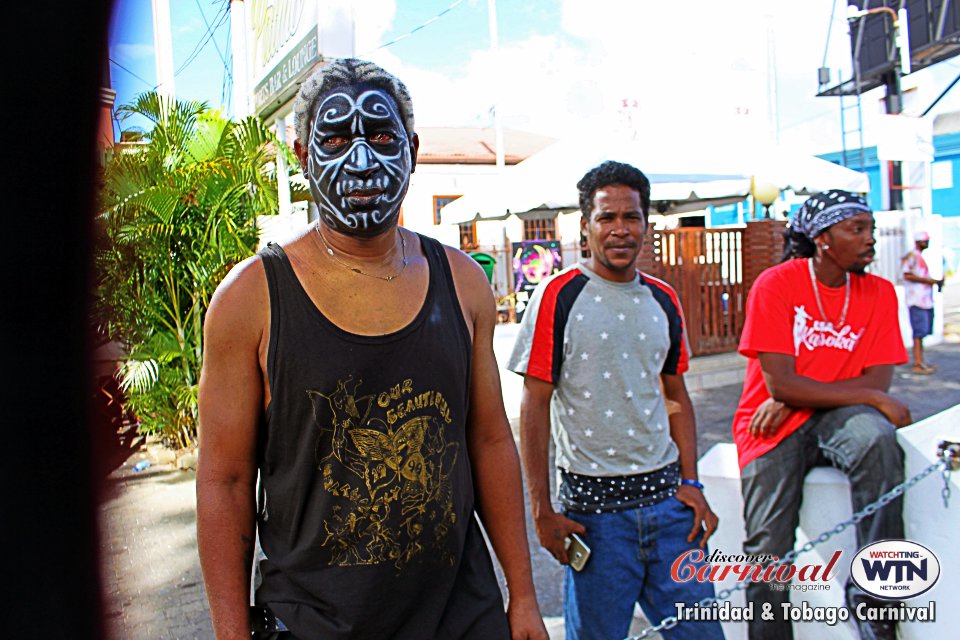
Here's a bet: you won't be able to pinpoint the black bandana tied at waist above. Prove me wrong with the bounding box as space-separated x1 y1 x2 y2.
559 462 680 513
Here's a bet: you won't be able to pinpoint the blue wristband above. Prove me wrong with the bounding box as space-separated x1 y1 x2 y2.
681 479 704 490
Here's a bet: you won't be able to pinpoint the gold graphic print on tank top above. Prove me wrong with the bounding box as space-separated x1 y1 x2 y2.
307 376 460 569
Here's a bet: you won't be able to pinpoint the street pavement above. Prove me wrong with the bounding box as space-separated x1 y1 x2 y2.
98 281 960 639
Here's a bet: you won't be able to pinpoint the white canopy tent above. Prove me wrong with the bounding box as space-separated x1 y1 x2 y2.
440 132 869 223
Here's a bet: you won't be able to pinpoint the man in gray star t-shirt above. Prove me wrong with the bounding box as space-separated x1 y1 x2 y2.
508 161 722 640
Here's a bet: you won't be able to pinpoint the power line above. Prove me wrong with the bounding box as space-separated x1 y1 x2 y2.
176 2 227 72
109 57 156 90
779 108 837 131
176 7 229 75
222 25 232 109
175 1 230 76
360 0 466 56
822 0 840 70
922 70 960 116
196 0 229 70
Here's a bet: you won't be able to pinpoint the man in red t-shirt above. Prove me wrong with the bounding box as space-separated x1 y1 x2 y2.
734 190 911 640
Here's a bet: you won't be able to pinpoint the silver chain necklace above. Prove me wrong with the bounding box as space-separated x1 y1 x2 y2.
315 223 408 282
808 257 850 328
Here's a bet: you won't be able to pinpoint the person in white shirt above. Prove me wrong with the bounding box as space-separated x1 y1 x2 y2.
901 231 943 374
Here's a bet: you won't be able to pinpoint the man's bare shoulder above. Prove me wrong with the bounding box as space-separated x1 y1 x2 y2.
442 243 491 292
441 243 495 329
206 254 268 337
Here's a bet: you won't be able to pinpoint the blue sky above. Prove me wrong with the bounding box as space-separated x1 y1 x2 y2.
108 1 563 122
109 0 236 134
108 0 960 154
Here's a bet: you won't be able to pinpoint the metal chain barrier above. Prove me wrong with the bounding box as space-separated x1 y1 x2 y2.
623 446 956 640
938 440 959 507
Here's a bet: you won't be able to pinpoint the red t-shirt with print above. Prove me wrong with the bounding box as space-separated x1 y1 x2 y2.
733 258 907 470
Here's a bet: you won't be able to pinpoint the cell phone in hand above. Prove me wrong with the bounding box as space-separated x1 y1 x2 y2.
564 533 591 571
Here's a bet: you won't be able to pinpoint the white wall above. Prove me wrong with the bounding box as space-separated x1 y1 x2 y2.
557 209 582 244
256 203 310 248
873 210 946 349
403 164 503 246
698 407 959 639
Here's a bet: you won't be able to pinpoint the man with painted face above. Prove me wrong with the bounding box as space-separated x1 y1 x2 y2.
734 190 911 640
508 161 723 640
197 59 547 640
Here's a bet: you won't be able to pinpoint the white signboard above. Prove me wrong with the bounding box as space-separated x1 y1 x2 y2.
247 0 355 119
876 114 934 162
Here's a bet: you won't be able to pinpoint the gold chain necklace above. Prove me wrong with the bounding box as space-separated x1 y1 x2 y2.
315 223 408 282
808 257 850 328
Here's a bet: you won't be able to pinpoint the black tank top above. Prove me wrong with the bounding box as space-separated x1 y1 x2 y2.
255 235 509 640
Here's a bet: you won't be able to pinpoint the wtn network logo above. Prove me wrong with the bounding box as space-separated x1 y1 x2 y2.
851 540 941 600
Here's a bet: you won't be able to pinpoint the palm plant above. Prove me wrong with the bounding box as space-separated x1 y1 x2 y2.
96 91 296 448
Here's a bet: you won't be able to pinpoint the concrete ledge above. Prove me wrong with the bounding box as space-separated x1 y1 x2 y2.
686 351 748 374
684 366 746 393
698 406 959 639
684 351 748 393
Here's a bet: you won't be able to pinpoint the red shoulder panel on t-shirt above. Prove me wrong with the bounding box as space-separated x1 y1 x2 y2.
526 268 585 384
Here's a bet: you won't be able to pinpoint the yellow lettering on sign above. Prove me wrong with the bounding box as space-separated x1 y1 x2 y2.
250 0 305 68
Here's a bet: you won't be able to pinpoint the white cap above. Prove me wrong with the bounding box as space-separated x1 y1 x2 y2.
915 231 930 242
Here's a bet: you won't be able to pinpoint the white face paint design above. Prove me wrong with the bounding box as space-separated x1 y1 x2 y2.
306 87 412 236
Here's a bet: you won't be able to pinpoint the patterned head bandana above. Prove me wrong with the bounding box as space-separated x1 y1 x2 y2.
791 189 871 240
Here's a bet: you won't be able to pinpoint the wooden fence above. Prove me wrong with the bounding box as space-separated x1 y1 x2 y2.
639 228 744 355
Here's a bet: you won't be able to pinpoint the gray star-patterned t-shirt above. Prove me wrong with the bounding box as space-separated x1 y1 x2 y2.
508 262 688 477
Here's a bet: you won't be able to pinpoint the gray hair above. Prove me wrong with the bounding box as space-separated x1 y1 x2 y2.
293 58 415 146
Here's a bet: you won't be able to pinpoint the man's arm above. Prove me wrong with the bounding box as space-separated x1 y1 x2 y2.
661 373 718 547
903 253 943 286
832 364 894 392
752 364 894 431
196 259 266 640
450 252 546 640
903 272 943 286
753 353 911 438
519 376 586 564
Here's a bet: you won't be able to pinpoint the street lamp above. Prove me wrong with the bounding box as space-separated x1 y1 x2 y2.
753 180 780 219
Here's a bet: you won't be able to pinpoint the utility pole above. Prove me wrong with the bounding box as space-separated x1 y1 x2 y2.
151 0 176 97
765 15 780 144
884 66 904 210
230 0 249 118
848 6 910 210
487 0 504 170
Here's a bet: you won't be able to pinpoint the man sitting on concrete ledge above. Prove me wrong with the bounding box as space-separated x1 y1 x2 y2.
732 190 912 640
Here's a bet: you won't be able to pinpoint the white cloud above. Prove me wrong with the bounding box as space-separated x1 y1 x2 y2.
113 42 155 61
343 0 960 156
369 2 817 138
353 0 399 55
175 15 203 36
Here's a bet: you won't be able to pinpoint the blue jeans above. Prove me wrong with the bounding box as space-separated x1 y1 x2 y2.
908 306 933 339
563 497 725 640
741 405 904 640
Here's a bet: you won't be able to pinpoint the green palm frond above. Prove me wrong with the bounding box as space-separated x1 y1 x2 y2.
95 90 282 446
186 110 229 164
119 358 160 394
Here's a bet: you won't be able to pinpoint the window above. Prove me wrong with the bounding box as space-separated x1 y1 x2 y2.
932 160 953 190
433 195 461 225
522 217 557 240
679 215 706 228
459 222 478 250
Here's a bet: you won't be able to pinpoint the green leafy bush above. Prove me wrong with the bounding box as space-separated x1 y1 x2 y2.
95 92 296 448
